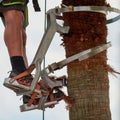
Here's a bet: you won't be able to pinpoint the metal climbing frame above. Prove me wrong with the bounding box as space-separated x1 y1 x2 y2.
4 5 120 111
20 42 111 112
4 7 70 95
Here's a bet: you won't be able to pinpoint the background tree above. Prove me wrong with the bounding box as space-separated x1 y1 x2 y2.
62 0 111 120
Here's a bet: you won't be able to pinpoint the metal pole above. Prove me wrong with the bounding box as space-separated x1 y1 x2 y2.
42 110 45 120
43 0 47 68
42 0 47 120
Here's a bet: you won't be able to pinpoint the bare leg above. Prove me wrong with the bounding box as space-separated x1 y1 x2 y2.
3 10 28 67
3 10 33 102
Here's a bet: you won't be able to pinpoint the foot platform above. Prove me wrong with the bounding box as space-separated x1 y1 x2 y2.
3 75 66 95
20 89 74 112
20 100 58 112
4 77 42 95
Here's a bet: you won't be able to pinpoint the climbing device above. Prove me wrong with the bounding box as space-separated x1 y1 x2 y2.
4 5 120 112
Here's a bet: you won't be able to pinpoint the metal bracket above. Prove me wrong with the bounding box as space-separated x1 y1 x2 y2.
60 5 120 24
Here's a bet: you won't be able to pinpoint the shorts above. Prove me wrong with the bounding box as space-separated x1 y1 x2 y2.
0 0 29 27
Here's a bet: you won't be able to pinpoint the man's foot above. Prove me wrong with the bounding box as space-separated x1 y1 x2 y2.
5 70 34 104
9 70 33 86
4 70 33 93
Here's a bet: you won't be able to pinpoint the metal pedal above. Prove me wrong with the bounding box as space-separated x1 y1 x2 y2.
20 100 58 112
4 78 42 96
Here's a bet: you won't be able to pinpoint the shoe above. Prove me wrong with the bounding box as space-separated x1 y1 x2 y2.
9 70 33 86
4 70 31 92
4 70 33 104
10 70 33 104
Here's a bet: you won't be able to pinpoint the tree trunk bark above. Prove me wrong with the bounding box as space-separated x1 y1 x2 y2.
62 0 111 120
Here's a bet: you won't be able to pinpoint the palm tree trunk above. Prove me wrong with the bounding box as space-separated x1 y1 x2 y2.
62 0 111 120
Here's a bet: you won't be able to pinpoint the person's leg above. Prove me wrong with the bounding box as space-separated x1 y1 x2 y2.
3 10 27 73
3 10 24 56
1 1 32 103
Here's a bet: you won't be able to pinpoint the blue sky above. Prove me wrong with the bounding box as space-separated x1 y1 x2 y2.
0 0 120 120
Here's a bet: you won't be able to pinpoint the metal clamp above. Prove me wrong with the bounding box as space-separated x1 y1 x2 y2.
59 5 120 24
42 42 111 77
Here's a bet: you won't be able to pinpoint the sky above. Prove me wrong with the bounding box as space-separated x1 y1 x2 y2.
0 0 120 120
